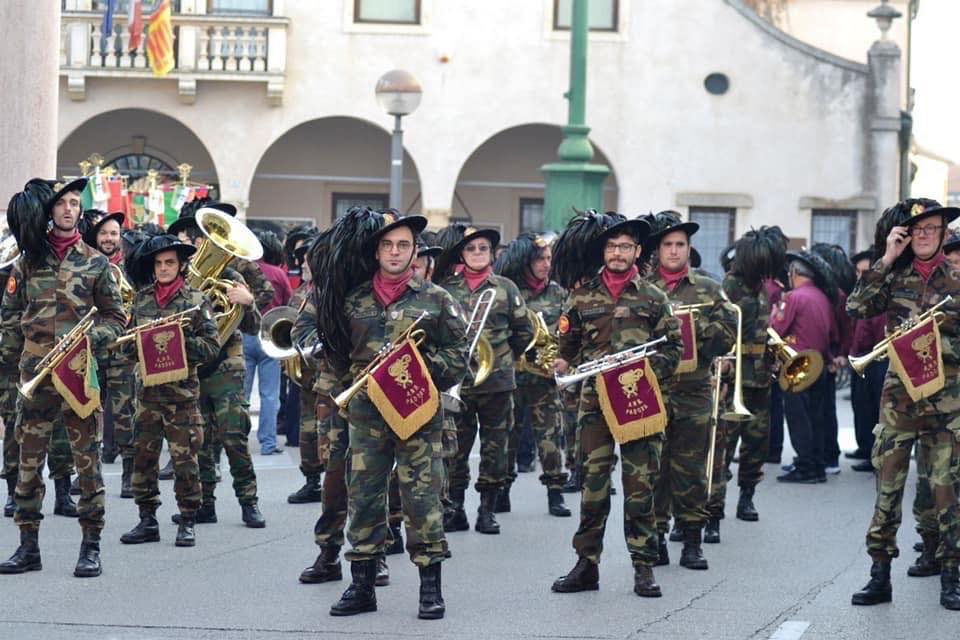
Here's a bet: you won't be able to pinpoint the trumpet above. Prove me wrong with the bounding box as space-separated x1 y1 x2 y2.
517 310 559 378
766 328 824 393
109 306 201 348
19 307 99 400
445 288 496 407
849 296 952 377
673 301 713 318
554 335 667 391
334 312 428 410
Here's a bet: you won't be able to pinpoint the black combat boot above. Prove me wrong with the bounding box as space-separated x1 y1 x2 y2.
851 560 892 605
907 533 941 577
158 458 175 480
300 546 342 583
175 515 196 547
74 530 101 578
385 523 404 555
172 498 218 525
330 559 378 616
655 533 669 567
102 444 119 465
551 556 599 592
443 489 469 532
494 486 511 513
475 490 500 535
561 468 581 493
242 503 266 528
4 476 15 517
668 521 683 542
69 475 81 495
634 565 662 597
941 565 960 610
0 529 41 574
287 473 323 504
704 517 721 544
375 557 390 587
548 488 571 517
120 511 160 544
54 476 79 517
679 528 709 570
120 458 134 499
736 486 759 521
418 563 445 619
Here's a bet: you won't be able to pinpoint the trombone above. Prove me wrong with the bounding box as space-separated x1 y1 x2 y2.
721 303 752 421
19 307 99 400
109 306 201 349
445 288 496 406
705 356 728 496
849 296 952 377
766 328 824 393
554 336 667 391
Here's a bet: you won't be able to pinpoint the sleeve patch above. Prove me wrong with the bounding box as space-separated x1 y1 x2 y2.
558 314 570 335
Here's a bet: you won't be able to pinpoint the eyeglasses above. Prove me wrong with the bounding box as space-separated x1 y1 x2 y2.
605 242 637 253
910 225 943 238
379 239 413 252
464 244 491 254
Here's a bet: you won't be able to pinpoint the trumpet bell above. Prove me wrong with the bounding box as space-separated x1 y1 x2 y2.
260 307 298 360
473 335 495 387
777 349 824 394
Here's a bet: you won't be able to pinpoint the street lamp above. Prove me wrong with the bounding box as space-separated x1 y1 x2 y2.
375 69 422 210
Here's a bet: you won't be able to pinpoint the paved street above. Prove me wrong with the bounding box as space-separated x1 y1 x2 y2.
1 391 957 639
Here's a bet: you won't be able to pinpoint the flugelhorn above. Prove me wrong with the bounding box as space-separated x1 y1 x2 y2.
19 307 99 400
848 295 952 377
721 303 752 421
110 305 201 348
445 288 495 407
554 336 667 391
766 328 824 393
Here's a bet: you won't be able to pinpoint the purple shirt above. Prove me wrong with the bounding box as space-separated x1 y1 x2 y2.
770 281 833 358
257 260 293 312
849 314 887 357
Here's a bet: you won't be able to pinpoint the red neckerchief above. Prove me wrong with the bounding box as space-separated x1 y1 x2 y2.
658 264 689 292
108 250 124 266
48 230 81 262
155 276 185 309
601 265 638 302
463 266 492 292
913 252 944 283
525 272 547 297
372 268 413 308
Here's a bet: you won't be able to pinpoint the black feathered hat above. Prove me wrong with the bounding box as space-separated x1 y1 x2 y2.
646 210 699 247
786 250 837 304
494 231 550 286
434 224 501 281
364 209 428 252
874 198 944 270
593 218 651 256
82 211 125 248
130 234 197 288
43 178 88 217
902 201 960 227
810 243 855 295
549 209 625 289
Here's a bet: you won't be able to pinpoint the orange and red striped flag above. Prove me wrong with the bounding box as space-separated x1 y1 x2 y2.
146 0 174 77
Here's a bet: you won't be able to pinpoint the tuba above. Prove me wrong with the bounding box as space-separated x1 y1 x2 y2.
188 207 263 345
517 309 559 378
849 296 952 377
766 328 824 393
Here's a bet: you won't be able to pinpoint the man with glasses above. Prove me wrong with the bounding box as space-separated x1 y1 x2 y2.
435 226 533 536
551 218 682 598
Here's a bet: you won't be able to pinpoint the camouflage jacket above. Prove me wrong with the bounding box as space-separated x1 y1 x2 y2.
339 277 469 397
847 258 960 415
290 292 345 408
0 243 125 376
650 269 737 384
559 271 683 413
288 284 317 391
128 282 220 404
722 272 773 388
230 258 275 313
198 266 261 379
516 280 566 387
438 271 534 394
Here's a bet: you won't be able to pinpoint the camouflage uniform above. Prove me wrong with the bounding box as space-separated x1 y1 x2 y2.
847 258 960 564
197 266 264 508
437 272 533 497
558 272 682 567
706 273 773 519
127 283 219 515
651 270 737 533
508 280 568 490
337 277 467 567
0 244 126 534
289 286 323 479
560 384 581 475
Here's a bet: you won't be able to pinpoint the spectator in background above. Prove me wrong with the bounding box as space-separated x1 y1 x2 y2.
244 230 293 455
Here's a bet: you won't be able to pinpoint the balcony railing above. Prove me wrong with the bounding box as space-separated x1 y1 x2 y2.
60 9 289 105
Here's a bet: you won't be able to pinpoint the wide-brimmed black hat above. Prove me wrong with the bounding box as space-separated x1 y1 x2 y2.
364 211 428 252
850 247 875 264
137 234 197 269
417 244 442 259
168 201 236 236
82 211 125 247
647 219 700 246
943 231 960 254
44 178 88 217
903 202 960 227
786 249 837 302
594 218 650 255
449 226 501 258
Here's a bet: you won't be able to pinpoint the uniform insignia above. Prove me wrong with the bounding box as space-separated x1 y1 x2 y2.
5 276 15 296
613 306 631 319
911 203 925 217
558 314 570 334
390 310 401 320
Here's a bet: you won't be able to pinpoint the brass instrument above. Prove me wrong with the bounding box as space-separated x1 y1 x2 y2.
0 230 19 270
849 296 952 377
766 328 824 393
673 301 713 317
110 305 201 349
188 207 263 345
445 288 496 407
721 303 752 421
554 336 668 391
110 263 135 315
19 307 99 400
517 310 559 378
260 305 323 386
706 356 726 496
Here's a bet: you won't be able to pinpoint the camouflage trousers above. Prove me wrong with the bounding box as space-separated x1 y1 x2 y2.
507 380 567 490
867 409 960 564
447 390 513 495
14 384 104 533
706 385 771 519
314 407 349 549
2 382 74 482
344 395 447 568
132 400 204 515
560 385 581 473
573 411 662 567
298 384 323 477
654 383 712 532
913 443 939 537
198 369 258 505
102 365 137 461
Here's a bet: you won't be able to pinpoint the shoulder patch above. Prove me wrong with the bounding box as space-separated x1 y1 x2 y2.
558 314 570 335
5 275 16 296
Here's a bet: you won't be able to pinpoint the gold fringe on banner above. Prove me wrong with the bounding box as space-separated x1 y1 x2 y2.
888 318 946 402
367 339 440 440
597 359 668 444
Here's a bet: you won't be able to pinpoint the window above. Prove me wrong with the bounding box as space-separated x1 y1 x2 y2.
554 0 618 31
519 198 545 234
108 153 175 179
332 193 388 221
208 0 271 15
354 0 420 24
811 209 857 255
688 206 735 277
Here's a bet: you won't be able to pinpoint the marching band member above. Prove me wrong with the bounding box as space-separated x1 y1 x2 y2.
0 178 126 578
